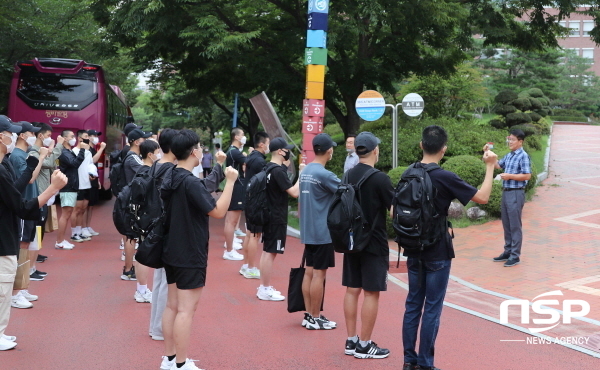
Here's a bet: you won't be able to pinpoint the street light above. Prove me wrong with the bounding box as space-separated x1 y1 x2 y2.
213 131 224 151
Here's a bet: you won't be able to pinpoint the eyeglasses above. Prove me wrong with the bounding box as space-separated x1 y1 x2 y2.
507 138 520 142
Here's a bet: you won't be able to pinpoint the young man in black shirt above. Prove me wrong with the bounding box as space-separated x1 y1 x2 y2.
159 130 238 370
257 137 301 301
401 125 497 370
342 132 394 359
240 131 270 279
222 128 247 261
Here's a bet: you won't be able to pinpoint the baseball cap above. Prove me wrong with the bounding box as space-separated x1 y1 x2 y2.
312 133 337 152
128 128 152 142
355 132 381 155
124 123 142 136
16 121 41 133
0 115 22 133
88 129 102 136
269 137 294 152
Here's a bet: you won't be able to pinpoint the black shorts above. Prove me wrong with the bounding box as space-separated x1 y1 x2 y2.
88 183 99 206
246 221 263 234
77 189 91 201
20 219 37 243
342 251 389 292
304 244 335 270
164 264 207 290
228 182 245 211
262 224 287 254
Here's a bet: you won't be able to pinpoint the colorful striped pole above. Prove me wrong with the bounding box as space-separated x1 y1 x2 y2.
302 0 329 164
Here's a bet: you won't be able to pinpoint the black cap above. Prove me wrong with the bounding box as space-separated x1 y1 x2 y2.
355 131 381 155
87 129 102 136
0 115 22 133
128 128 152 142
16 121 41 133
269 137 294 152
312 133 337 152
124 123 142 136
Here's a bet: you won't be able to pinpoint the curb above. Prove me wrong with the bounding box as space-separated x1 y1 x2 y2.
536 124 553 184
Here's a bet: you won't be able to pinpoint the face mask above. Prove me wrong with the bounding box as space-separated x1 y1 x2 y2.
68 138 77 147
43 137 53 147
26 136 36 147
264 146 270 155
239 136 247 145
281 150 291 161
1 133 16 154
155 152 163 161
91 137 99 145
346 148 354 154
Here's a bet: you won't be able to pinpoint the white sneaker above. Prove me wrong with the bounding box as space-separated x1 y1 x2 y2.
257 286 285 301
11 292 33 309
223 241 243 250
234 229 246 237
170 358 203 370
223 250 243 261
86 227 100 236
234 237 243 244
1 334 16 342
134 289 152 303
81 229 93 238
55 241 74 250
0 337 17 351
243 268 260 279
160 356 175 370
239 266 248 276
119 240 125 250
20 290 38 302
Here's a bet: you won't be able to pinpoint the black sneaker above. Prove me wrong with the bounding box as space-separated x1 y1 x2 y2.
29 271 45 281
306 317 334 330
120 266 137 281
319 314 337 328
353 341 390 359
37 255 47 263
504 258 520 267
417 367 441 370
78 234 91 242
345 337 359 355
403 363 418 370
493 252 510 262
301 312 312 327
71 234 85 243
34 270 47 276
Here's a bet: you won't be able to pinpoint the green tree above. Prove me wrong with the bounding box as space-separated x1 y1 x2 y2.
554 51 600 115
399 63 488 118
91 0 580 137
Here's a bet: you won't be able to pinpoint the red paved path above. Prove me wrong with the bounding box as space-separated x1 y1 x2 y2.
3 124 600 369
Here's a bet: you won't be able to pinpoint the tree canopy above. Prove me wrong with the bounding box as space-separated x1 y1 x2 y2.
91 0 591 136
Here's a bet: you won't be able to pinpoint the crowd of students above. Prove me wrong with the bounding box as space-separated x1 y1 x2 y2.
1 112 535 370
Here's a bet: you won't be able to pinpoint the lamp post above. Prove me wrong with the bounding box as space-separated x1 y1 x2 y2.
213 131 224 152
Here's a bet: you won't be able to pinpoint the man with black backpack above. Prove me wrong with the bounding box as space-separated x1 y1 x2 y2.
341 132 394 359
399 125 497 370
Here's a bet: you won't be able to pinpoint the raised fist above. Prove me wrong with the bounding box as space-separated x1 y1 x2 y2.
39 147 49 157
50 170 68 189
225 166 239 181
100 142 107 150
215 150 226 165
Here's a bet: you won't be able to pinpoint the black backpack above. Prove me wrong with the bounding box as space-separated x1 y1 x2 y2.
327 168 380 254
245 163 277 226
392 162 445 253
109 151 134 196
112 182 136 238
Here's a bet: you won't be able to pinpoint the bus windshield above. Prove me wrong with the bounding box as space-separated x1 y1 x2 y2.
17 68 98 109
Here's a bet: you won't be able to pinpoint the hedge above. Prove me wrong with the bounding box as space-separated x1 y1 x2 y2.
550 116 588 122
441 155 485 187
477 180 503 217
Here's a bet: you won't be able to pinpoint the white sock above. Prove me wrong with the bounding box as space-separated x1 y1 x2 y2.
137 284 147 294
359 340 370 347
75 226 82 235
71 227 77 236
241 264 248 270
30 267 36 274
348 335 359 342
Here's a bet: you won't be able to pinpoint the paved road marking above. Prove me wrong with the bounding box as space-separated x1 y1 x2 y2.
555 209 600 228
557 275 600 297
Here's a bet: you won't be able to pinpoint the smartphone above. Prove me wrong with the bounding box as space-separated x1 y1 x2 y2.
83 138 90 144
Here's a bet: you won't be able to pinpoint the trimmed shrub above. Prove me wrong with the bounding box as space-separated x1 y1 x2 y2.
506 112 532 126
328 144 348 178
387 166 408 186
523 135 542 152
512 98 532 111
510 124 537 137
495 104 517 115
552 109 586 117
495 90 518 104
528 97 543 110
525 161 538 194
490 119 506 129
537 97 549 106
551 116 588 122
518 91 531 99
534 108 548 117
528 111 542 122
477 181 503 218
528 88 544 98
441 155 486 187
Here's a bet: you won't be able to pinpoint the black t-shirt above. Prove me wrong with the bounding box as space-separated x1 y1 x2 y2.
226 145 246 192
161 167 217 268
245 150 266 183
266 163 293 225
346 163 394 256
402 165 478 261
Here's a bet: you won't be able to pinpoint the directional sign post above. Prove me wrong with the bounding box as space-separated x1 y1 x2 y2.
402 93 425 117
355 90 386 121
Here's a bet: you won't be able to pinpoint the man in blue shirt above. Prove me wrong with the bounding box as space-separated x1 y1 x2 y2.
299 133 340 330
490 128 531 267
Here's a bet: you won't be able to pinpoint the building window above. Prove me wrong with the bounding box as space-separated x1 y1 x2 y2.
569 21 581 37
582 48 594 62
583 21 594 36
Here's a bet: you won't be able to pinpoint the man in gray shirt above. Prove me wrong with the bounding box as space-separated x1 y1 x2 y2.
299 133 341 330
344 134 358 173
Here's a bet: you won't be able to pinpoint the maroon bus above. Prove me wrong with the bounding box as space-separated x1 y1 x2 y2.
7 58 131 197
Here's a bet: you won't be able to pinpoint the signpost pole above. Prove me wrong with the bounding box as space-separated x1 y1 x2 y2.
385 104 397 168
